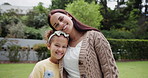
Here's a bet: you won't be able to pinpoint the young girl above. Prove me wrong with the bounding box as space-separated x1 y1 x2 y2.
29 30 69 78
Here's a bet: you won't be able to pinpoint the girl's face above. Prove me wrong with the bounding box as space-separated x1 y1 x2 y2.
47 35 68 60
50 13 73 34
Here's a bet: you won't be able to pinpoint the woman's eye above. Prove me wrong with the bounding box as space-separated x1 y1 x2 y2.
55 23 59 28
58 16 64 22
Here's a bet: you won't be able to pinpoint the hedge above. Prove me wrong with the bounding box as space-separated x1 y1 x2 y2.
108 39 148 60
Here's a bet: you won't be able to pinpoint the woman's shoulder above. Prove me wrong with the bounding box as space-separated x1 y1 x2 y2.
86 30 103 36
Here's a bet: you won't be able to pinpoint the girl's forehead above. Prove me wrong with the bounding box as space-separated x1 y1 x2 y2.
53 35 68 40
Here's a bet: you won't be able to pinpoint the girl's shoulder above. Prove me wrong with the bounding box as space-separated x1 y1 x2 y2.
35 58 49 67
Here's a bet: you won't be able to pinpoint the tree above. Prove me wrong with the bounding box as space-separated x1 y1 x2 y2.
7 22 26 38
24 2 48 29
50 0 97 10
0 9 21 37
122 9 140 30
66 0 103 29
50 0 74 10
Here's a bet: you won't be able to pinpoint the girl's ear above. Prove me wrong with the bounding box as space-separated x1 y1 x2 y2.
47 43 51 50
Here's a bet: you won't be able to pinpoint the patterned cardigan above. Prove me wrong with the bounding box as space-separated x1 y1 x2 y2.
59 30 119 78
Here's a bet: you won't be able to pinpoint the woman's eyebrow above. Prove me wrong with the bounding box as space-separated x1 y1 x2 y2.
58 16 62 20
53 23 57 27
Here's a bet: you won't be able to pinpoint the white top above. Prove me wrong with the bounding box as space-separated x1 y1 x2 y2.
63 41 83 78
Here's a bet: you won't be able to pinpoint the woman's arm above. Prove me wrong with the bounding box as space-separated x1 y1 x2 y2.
94 31 119 78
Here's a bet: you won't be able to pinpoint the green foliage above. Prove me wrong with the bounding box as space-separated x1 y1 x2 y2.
39 26 52 38
33 43 50 61
24 3 48 29
0 9 21 37
0 39 7 50
50 0 97 10
100 9 126 30
24 26 42 39
50 0 74 10
7 22 26 38
66 0 103 29
102 29 135 39
0 0 147 40
24 12 48 29
21 46 31 61
108 39 148 60
33 2 47 13
134 21 148 39
7 44 21 62
122 9 140 30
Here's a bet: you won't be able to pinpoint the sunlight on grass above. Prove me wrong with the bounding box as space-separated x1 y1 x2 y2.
0 61 147 78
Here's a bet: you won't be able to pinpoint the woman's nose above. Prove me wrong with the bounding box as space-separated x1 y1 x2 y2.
59 22 64 26
58 22 64 30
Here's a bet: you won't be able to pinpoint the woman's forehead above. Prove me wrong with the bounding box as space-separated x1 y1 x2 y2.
50 13 62 21
52 13 65 17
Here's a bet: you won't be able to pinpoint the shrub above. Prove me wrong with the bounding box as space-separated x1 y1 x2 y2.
0 39 7 50
7 44 21 62
24 26 42 39
108 39 148 60
33 43 50 61
102 29 135 39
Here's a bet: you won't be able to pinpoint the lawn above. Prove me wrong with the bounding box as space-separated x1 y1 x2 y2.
0 61 147 78
117 61 148 78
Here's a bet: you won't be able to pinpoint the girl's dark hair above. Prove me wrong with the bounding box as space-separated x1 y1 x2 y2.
48 9 100 32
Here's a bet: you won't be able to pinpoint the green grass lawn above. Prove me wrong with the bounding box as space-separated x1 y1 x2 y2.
0 63 35 78
117 61 148 78
0 61 147 78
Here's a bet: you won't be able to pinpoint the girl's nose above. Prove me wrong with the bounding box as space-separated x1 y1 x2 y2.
57 47 63 52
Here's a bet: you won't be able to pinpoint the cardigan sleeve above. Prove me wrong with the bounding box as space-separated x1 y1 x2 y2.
93 31 119 78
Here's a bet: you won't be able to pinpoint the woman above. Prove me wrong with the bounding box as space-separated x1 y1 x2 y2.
29 31 69 78
48 9 119 78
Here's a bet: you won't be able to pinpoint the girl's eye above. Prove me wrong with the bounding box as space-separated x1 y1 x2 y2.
63 46 67 48
55 44 60 47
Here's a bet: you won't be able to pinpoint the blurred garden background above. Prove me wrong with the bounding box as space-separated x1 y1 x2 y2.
0 0 148 78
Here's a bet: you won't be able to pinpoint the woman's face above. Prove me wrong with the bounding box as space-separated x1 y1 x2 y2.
50 13 73 34
47 35 68 60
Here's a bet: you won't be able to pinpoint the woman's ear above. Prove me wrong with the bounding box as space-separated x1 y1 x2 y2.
66 13 72 19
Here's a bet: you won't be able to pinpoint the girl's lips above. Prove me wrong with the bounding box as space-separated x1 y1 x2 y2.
56 52 63 56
